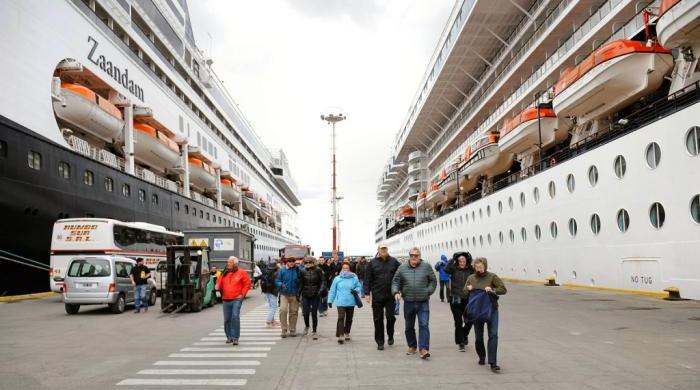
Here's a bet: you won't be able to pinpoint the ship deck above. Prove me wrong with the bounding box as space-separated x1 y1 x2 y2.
1 283 698 389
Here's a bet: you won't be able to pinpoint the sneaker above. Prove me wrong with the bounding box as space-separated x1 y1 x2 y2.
490 364 501 372
303 327 309 336
387 337 394 346
233 339 239 346
459 344 465 352
133 309 140 313
289 331 297 337
265 321 272 328
226 339 233 344
406 347 417 355
420 349 431 359
312 332 318 340
478 358 485 365
377 344 384 350
338 338 344 344
344 334 351 341
281 331 288 338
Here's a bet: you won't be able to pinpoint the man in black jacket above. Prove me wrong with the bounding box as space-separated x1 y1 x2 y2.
445 251 474 351
318 257 332 317
364 245 401 350
298 257 326 339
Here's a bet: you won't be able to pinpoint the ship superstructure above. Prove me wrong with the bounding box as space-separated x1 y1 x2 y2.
376 0 700 298
0 0 302 294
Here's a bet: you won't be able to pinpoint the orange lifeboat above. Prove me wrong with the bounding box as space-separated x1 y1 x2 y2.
133 121 180 171
552 39 673 123
220 178 241 204
53 82 124 142
426 181 445 208
462 133 512 178
188 157 217 189
397 205 416 225
498 106 566 154
242 189 261 215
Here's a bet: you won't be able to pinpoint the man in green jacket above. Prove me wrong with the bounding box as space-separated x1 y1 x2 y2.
465 257 506 372
392 247 437 359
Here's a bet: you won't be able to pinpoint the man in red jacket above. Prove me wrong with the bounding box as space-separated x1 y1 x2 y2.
216 257 251 345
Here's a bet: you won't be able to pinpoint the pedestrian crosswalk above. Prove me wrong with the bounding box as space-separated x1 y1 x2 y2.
116 303 278 387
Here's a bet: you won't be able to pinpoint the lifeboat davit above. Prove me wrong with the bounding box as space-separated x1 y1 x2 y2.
188 157 217 189
242 190 261 215
462 133 513 178
53 83 124 142
416 192 427 210
220 178 241 204
498 107 567 154
133 121 180 171
259 200 273 219
657 0 700 51
552 40 673 123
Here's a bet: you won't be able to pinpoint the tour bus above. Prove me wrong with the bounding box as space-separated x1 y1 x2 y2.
279 244 312 263
49 218 183 293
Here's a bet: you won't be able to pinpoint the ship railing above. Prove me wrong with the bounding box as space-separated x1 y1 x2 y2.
389 79 700 239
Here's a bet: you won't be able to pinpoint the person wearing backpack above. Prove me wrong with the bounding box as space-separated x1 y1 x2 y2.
465 257 507 372
260 260 280 328
298 257 326 340
434 254 451 302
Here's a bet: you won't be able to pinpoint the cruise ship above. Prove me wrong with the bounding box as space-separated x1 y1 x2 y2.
0 0 302 294
376 0 700 299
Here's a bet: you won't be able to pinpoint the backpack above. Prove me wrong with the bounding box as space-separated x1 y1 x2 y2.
260 268 277 293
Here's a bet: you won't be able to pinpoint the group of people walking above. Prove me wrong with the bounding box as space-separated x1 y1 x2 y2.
214 245 507 373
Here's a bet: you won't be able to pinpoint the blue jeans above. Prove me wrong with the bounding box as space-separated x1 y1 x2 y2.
134 284 147 310
473 309 499 365
264 293 278 322
223 299 243 340
403 300 430 350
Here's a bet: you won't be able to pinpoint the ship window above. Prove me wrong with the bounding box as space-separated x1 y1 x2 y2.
520 192 525 207
151 194 159 206
192 207 196 216
0 140 6 158
644 143 661 170
691 195 700 224
206 212 210 221
122 184 131 197
550 221 558 239
486 205 491 217
534 224 541 241
138 189 146 202
471 211 475 220
174 201 180 212
200 210 204 219
498 231 504 244
58 162 71 179
588 165 598 187
479 209 483 219
104 178 114 192
614 155 626 179
83 170 94 186
487 234 492 246
508 197 514 211
28 150 41 170
548 181 556 199
590 214 601 235
568 218 578 237
479 235 483 247
509 229 515 244
617 209 630 233
533 187 540 204
184 205 189 214
566 174 575 193
521 227 527 243
472 236 476 247
686 126 699 156
649 202 665 229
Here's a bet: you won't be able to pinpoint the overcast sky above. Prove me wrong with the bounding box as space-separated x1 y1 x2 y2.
189 0 456 255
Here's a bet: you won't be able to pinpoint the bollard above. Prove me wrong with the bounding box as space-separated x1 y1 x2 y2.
544 275 559 286
663 286 687 301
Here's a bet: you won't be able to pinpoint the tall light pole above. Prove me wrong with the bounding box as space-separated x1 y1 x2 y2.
321 112 346 257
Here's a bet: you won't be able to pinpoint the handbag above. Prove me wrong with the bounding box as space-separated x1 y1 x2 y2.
351 290 363 308
465 289 494 322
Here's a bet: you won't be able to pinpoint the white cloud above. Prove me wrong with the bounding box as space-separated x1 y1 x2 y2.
189 0 455 254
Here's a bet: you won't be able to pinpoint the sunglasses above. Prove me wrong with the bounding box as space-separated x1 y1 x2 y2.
409 254 420 257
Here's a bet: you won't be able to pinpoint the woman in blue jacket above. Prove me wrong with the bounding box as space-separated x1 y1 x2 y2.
328 261 362 344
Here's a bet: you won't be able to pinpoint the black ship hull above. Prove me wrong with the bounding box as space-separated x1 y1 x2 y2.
0 115 266 295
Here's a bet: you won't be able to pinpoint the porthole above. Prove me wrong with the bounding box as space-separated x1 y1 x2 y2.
520 227 527 243
566 174 575 193
520 192 526 207
686 126 699 156
498 201 503 214
548 181 556 198
590 214 601 235
649 202 665 229
472 236 476 247
487 234 492 245
534 224 541 241
460 238 464 247
614 155 626 179
645 142 661 169
479 235 483 246
486 205 491 217
479 208 483 219
533 187 540 204
472 211 475 220
617 209 630 233
568 218 578 237
550 221 558 239
509 229 515 244
499 231 504 244
691 194 700 224
588 165 598 187
508 197 514 210
465 213 469 223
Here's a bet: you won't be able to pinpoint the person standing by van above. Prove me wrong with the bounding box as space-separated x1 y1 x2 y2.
216 257 251 346
130 257 151 313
